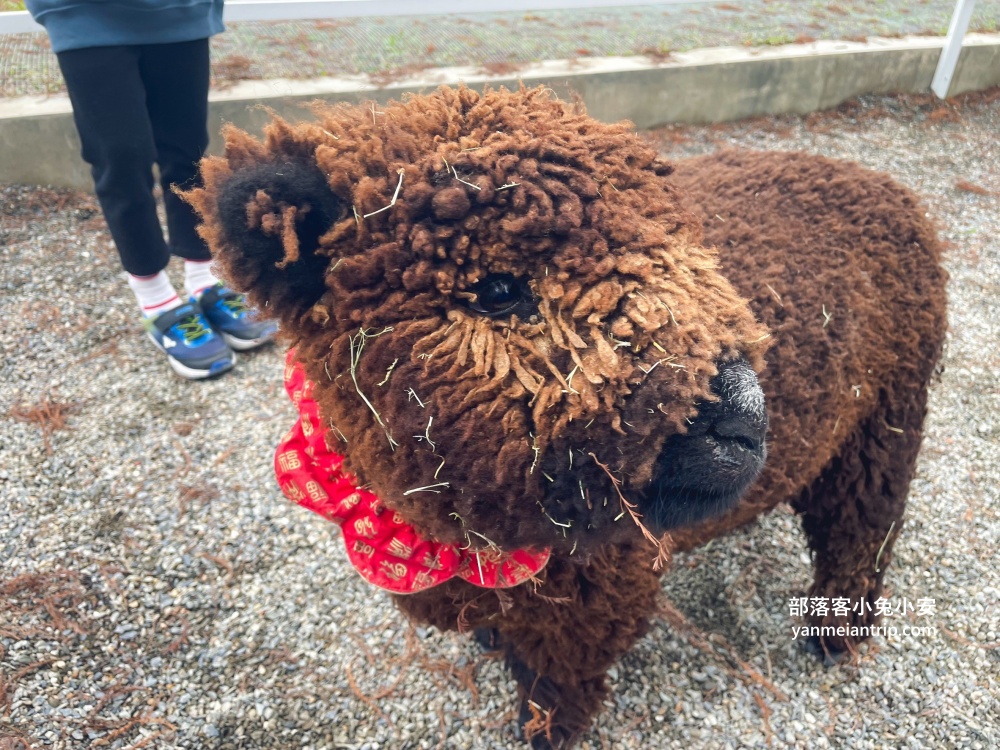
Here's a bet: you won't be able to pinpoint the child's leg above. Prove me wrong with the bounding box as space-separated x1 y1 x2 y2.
56 44 237 378
139 38 213 265
56 45 170 278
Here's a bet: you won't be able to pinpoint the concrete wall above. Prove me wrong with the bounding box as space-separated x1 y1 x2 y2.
1 34 998 190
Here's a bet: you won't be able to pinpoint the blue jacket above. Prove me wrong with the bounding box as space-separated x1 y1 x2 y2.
25 0 224 53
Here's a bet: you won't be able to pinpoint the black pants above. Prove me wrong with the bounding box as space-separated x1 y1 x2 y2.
57 39 213 276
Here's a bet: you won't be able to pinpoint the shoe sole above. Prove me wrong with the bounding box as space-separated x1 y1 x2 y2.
147 332 237 380
221 331 277 351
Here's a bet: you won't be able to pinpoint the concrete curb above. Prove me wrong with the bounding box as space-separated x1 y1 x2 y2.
2 33 999 189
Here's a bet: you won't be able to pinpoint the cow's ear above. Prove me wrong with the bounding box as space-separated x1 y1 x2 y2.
183 150 344 322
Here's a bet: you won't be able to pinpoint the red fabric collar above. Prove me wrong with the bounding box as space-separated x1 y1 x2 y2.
275 352 550 594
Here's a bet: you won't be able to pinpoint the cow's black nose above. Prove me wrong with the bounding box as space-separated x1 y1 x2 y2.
641 357 768 531
712 416 764 451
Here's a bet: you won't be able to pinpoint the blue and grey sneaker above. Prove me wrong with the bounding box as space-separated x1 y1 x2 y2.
144 302 236 380
196 283 278 351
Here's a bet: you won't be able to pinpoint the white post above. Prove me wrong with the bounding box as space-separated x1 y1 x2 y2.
931 0 978 99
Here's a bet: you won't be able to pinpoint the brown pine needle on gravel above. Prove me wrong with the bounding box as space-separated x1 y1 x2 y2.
88 714 176 748
345 657 399 733
659 598 787 702
170 439 192 479
418 656 481 705
342 626 429 732
125 729 173 749
160 610 192 655
340 624 486 739
0 570 90 640
177 481 219 516
8 393 79 455
0 659 56 715
954 179 995 196
939 625 1000 650
753 692 775 746
82 683 148 726
200 552 235 579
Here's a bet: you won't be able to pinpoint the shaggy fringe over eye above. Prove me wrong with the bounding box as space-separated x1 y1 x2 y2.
186 82 769 374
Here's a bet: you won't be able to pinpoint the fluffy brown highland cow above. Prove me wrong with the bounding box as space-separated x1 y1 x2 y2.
182 85 947 748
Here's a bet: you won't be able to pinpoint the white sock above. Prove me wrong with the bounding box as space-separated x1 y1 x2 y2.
128 271 182 317
184 259 220 298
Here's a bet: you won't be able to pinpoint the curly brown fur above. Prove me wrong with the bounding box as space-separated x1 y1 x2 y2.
182 88 947 746
668 150 947 653
185 85 769 557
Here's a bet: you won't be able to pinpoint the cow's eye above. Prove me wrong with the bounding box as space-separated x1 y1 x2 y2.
468 274 533 318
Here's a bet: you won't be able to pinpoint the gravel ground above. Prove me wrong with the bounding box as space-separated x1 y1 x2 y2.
1 91 998 749
2 0 1000 96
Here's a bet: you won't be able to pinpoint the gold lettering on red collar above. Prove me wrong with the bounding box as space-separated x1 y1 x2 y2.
277 450 302 472
387 538 414 559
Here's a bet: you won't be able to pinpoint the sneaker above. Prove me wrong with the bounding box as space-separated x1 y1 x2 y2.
144 302 236 380
196 283 278 351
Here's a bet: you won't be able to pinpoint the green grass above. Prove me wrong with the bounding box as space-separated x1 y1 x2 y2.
759 31 798 46
1 1 28 11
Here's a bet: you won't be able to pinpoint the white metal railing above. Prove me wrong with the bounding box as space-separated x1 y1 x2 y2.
225 0 712 23
0 0 711 34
